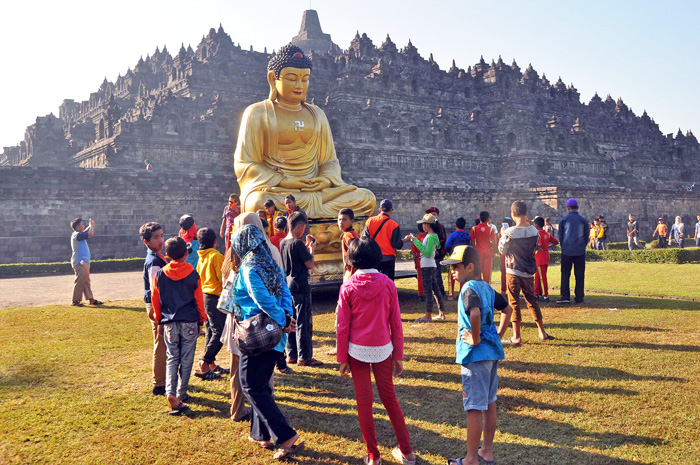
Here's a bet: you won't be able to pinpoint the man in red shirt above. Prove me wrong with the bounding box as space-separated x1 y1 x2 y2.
362 199 403 280
533 217 560 302
470 211 496 284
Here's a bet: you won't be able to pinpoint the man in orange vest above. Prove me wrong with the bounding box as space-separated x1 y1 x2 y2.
362 199 404 280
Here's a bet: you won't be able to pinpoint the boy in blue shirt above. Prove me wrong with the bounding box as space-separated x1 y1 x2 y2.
442 245 513 465
140 221 167 396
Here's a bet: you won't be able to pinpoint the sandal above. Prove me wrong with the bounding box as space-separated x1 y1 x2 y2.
539 333 555 341
502 337 521 347
179 393 190 403
416 317 430 323
273 440 305 460
287 358 297 364
447 458 464 465
213 366 230 375
90 300 104 306
392 447 416 465
71 302 84 307
477 449 495 465
363 455 382 464
248 436 274 450
168 402 189 416
194 369 221 381
277 367 294 375
298 358 324 367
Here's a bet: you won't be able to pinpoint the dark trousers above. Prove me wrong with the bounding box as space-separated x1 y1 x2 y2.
657 235 667 248
202 293 226 365
287 291 313 361
378 257 396 281
240 350 296 445
560 254 586 303
421 266 445 314
434 257 446 295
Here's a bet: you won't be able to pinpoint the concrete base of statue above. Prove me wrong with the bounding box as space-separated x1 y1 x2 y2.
309 218 365 283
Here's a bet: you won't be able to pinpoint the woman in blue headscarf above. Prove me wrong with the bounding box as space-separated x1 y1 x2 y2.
228 224 304 460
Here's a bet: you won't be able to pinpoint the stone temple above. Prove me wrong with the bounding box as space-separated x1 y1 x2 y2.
0 10 698 264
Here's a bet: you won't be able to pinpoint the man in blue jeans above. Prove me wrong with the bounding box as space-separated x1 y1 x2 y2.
557 199 589 305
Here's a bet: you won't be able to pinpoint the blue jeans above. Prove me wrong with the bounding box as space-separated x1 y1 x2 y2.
163 321 199 398
287 291 313 361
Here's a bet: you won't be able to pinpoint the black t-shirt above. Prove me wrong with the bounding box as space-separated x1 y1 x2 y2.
463 287 509 315
280 237 313 294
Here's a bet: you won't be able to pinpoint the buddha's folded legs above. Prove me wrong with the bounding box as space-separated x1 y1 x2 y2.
243 188 376 220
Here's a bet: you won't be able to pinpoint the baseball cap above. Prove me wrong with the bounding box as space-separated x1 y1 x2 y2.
417 213 437 224
425 206 439 215
566 198 579 208
379 199 393 211
440 245 469 265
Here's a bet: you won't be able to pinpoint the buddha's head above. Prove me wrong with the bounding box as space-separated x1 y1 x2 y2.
267 44 313 105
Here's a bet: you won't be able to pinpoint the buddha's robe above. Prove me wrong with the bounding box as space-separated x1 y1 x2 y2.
234 100 376 219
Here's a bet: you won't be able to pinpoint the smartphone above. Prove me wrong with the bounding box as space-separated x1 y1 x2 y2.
502 222 509 230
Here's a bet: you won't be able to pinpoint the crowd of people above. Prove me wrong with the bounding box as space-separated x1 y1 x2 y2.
65 196 699 464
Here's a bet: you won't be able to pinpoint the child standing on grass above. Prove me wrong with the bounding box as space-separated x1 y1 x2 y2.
195 228 227 381
470 212 496 285
179 214 200 270
337 238 416 465
405 214 446 322
338 208 360 282
441 245 513 465
445 217 471 300
533 216 559 303
410 224 427 301
498 201 553 345
140 221 167 396
150 237 207 415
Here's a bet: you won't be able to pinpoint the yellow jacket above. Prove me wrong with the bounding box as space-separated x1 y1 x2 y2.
196 248 224 296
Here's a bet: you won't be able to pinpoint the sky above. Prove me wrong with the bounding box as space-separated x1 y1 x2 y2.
1 0 698 148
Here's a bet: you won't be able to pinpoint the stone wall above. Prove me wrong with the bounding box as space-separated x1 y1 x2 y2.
1 167 698 265
0 167 236 264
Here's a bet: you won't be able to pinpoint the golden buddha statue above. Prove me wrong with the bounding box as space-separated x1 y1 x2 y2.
234 44 376 219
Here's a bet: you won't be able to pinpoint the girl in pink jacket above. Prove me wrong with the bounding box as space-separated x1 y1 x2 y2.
336 238 416 465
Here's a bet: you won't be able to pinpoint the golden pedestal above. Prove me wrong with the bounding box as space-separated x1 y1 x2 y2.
309 218 365 283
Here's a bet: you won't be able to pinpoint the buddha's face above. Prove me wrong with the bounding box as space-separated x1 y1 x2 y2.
275 67 310 105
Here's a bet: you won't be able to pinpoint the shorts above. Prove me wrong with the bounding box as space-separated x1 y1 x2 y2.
461 360 499 411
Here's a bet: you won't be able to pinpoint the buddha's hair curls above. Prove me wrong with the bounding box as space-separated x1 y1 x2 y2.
268 44 313 79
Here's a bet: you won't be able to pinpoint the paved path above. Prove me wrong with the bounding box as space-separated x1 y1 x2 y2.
0 261 418 309
1 271 143 309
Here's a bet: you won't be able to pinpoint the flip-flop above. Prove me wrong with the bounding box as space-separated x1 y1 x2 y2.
194 369 221 381
179 393 190 403
539 334 556 341
478 448 496 464
446 458 464 465
502 337 521 347
213 366 230 375
277 367 294 375
273 440 305 460
416 318 430 323
392 447 416 465
363 455 382 464
90 300 104 306
168 402 189 416
248 436 274 450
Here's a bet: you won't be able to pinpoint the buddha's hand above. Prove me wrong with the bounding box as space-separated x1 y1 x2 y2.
300 177 331 191
277 178 316 190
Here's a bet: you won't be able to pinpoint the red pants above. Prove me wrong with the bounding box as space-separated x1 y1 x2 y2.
534 265 549 297
414 257 424 297
349 357 413 462
477 249 492 284
499 254 507 294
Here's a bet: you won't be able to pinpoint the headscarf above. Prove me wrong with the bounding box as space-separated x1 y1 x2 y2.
231 224 284 298
179 214 197 243
235 212 283 267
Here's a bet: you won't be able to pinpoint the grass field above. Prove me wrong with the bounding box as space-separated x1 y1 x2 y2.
2 264 699 464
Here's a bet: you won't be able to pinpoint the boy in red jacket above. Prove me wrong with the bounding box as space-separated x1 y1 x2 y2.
151 236 207 415
533 217 559 303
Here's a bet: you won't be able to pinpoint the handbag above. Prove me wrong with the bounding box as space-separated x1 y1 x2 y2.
233 311 283 356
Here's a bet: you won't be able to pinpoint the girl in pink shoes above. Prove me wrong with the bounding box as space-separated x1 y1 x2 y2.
336 237 417 465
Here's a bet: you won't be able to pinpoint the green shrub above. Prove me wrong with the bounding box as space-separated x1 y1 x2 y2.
0 258 144 276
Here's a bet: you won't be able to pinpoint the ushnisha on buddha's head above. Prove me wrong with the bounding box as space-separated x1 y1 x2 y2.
267 44 313 106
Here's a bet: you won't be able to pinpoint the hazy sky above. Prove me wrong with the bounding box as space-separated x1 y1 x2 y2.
1 0 698 148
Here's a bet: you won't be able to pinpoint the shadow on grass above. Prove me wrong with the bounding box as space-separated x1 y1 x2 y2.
491 442 649 465
555 339 700 353
504 361 683 382
543 322 669 332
